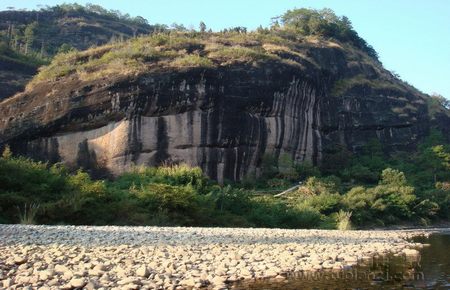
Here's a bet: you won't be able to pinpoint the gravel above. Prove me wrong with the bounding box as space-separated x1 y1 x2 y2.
0 224 436 289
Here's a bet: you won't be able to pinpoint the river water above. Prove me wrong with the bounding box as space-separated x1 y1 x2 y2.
233 233 450 289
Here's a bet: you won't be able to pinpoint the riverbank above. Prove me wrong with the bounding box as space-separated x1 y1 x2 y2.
0 225 444 289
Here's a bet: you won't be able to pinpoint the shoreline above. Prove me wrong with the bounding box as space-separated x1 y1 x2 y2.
1 225 448 289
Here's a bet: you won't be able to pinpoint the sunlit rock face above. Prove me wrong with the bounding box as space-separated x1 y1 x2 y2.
0 47 438 181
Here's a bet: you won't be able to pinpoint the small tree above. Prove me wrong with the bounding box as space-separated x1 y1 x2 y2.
432 145 450 170
57 43 75 54
2 145 12 159
199 21 207 33
430 93 449 109
24 22 38 54
380 168 407 186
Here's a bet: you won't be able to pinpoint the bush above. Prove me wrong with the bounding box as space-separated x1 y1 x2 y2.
208 46 275 63
0 138 448 227
300 192 342 215
371 168 416 221
341 186 374 225
418 183 450 219
291 204 323 228
335 210 353 230
295 161 321 180
171 55 214 67
134 183 196 212
299 176 341 195
341 164 378 183
17 203 40 225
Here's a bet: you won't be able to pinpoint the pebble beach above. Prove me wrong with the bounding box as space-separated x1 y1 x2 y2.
0 225 435 289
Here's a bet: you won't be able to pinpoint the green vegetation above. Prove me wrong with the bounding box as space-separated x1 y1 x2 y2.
1 130 449 228
0 41 49 68
171 54 214 68
22 7 386 87
428 93 450 118
336 210 353 230
46 3 151 26
331 74 407 96
0 3 154 58
277 8 379 60
17 203 40 225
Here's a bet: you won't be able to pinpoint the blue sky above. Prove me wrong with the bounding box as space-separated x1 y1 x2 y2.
2 0 449 99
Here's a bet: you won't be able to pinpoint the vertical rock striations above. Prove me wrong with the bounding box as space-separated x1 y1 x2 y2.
0 43 445 181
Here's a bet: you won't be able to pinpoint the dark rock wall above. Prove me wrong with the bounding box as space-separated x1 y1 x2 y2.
0 59 442 181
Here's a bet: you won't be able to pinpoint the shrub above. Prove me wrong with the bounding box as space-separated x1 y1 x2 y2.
17 203 40 225
335 210 353 230
294 161 321 180
291 204 323 228
155 164 206 188
266 178 291 188
208 46 275 63
213 185 253 214
413 199 440 219
133 183 196 212
341 164 378 183
300 192 342 215
299 176 341 195
171 54 214 68
260 154 278 180
341 186 374 225
380 168 407 186
363 169 415 223
418 183 450 219
30 50 80 82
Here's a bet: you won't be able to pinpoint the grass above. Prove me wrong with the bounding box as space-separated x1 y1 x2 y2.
24 27 421 101
0 43 49 68
170 54 214 68
207 46 278 63
25 30 321 86
336 210 353 230
17 203 40 225
331 74 408 96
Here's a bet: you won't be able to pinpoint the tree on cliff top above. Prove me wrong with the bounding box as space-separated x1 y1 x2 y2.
276 8 379 60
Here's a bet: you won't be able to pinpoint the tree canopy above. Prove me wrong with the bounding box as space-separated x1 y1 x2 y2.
276 8 379 60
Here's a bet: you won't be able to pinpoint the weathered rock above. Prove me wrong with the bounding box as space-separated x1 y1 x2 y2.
1 39 447 182
2 278 14 288
0 224 436 290
13 256 27 265
70 277 86 288
402 249 419 256
135 265 149 278
55 264 70 274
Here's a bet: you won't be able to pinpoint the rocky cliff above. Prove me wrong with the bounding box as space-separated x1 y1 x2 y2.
0 5 155 100
0 32 447 182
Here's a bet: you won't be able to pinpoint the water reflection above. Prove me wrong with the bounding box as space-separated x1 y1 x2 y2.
233 234 449 290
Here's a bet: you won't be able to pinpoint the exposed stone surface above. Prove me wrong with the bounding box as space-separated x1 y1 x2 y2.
0 224 438 289
0 39 448 181
0 8 155 100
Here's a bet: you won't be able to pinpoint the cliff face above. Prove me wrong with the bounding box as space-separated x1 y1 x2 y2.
0 35 444 182
0 7 154 100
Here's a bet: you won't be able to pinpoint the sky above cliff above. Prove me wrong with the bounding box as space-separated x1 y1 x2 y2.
2 0 449 99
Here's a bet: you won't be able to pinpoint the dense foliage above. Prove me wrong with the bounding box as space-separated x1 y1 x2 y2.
277 8 378 60
1 130 448 228
0 3 154 59
21 6 387 88
0 40 48 67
